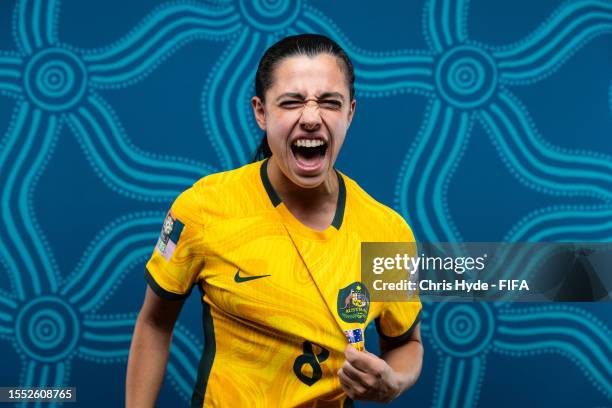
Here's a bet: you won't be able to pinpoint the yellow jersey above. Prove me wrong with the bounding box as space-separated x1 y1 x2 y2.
145 159 422 407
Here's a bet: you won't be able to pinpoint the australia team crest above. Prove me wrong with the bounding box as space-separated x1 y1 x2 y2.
337 282 370 323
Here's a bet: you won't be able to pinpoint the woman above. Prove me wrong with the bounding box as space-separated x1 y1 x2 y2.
126 34 423 407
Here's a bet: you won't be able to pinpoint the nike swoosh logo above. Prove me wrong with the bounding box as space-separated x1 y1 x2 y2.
234 269 271 283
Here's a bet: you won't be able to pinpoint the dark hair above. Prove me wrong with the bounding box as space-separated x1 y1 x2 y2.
253 34 355 161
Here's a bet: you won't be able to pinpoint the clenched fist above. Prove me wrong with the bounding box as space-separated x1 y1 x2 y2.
337 344 401 403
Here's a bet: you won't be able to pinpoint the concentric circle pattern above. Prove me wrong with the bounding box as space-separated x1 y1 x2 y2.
15 297 80 362
435 45 497 109
24 48 87 111
431 303 494 357
239 0 301 31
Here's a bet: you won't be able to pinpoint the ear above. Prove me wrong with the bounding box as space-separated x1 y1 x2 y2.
347 99 356 126
251 96 266 131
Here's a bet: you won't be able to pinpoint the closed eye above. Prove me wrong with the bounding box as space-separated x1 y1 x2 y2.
318 100 343 109
279 100 303 109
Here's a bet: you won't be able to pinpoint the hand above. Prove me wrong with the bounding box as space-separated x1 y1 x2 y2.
337 344 400 402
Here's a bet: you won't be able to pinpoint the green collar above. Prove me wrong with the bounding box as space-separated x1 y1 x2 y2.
260 159 346 229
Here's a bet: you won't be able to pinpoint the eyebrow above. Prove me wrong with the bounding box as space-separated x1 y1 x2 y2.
275 92 346 102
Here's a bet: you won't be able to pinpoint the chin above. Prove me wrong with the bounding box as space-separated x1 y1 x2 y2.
289 156 336 187
291 172 328 189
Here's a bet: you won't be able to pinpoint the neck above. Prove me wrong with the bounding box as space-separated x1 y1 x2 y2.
267 156 339 215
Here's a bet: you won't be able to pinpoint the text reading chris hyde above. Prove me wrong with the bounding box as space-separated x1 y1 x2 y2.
372 279 529 292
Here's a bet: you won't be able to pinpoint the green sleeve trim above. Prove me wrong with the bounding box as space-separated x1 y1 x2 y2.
190 284 216 407
375 309 422 348
144 268 192 301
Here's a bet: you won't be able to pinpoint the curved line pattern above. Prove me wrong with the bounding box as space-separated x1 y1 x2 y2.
0 291 17 339
88 94 215 176
300 9 435 98
18 361 68 407
500 92 612 171
0 102 60 300
84 3 241 88
302 6 436 65
80 315 135 362
67 101 204 201
83 2 236 61
493 1 612 84
59 212 163 312
202 27 266 168
17 111 61 293
499 307 612 355
86 94 210 188
479 92 612 200
432 355 485 408
494 339 612 397
73 244 153 315
496 306 612 398
13 0 58 54
16 361 70 408
79 317 203 396
0 103 27 299
80 317 202 397
505 205 612 242
395 100 470 242
0 55 24 96
423 0 470 53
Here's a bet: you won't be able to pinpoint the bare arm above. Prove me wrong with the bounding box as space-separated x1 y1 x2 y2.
380 322 423 395
126 286 185 407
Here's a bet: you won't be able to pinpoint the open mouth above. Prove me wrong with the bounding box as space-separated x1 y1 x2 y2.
290 138 328 170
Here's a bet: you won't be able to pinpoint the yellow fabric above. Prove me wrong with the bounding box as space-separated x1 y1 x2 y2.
145 159 422 407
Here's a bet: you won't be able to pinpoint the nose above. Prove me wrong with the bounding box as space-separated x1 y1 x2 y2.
299 100 321 131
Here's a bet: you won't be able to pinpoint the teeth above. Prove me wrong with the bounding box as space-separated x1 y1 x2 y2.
293 139 326 148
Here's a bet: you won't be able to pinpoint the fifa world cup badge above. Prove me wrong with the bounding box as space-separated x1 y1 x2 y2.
156 211 185 260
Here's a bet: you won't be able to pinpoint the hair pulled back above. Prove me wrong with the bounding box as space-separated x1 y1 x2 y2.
252 34 355 161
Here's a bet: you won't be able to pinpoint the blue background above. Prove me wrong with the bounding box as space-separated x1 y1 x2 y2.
0 0 611 406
